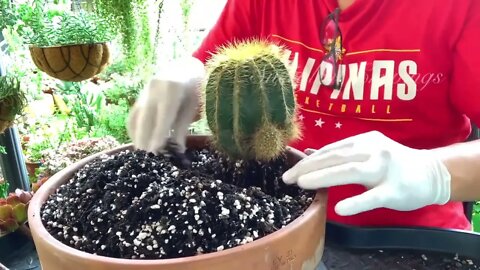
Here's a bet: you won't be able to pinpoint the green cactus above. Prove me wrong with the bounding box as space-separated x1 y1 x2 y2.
204 39 301 161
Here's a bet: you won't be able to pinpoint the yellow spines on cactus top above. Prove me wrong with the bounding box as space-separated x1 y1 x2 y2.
204 39 302 161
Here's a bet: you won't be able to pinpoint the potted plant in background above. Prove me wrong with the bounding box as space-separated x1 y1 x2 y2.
21 126 56 181
35 135 120 181
28 40 328 270
26 10 114 82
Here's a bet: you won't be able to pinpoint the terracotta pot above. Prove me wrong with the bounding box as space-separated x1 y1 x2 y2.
32 176 50 193
25 161 41 179
29 43 110 82
28 135 328 270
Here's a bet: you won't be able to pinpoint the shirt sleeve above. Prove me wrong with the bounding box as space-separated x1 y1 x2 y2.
192 0 259 64
449 0 480 125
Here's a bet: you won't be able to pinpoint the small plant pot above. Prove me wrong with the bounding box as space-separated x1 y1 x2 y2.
25 161 41 179
29 43 110 82
28 135 328 270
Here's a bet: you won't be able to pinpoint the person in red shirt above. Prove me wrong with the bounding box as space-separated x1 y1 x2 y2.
127 0 480 231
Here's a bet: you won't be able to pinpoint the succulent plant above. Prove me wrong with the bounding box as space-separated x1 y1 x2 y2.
0 189 33 236
204 39 301 161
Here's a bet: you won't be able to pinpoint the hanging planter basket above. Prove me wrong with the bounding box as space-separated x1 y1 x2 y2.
0 76 25 134
29 42 110 82
0 96 16 133
0 120 13 134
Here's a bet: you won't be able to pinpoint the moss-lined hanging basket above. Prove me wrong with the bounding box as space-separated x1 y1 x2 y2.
0 75 26 134
29 43 110 82
0 98 15 133
0 120 13 134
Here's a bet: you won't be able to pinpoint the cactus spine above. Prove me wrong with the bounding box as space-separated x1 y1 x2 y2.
204 39 301 161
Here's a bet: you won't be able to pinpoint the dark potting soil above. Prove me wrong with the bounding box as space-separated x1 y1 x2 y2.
323 245 480 270
41 148 315 260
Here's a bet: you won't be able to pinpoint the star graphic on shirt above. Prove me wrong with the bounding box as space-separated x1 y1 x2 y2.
298 114 305 121
335 122 342 129
315 118 325 127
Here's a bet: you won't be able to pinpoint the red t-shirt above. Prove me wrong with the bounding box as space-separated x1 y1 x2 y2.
193 0 480 230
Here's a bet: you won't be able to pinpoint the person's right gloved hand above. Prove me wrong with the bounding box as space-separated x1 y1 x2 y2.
127 57 205 158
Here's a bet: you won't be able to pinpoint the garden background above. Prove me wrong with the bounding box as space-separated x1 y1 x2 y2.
0 0 478 232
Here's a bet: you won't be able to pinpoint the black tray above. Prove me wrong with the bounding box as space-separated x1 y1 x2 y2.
325 222 480 259
321 222 480 270
0 229 39 270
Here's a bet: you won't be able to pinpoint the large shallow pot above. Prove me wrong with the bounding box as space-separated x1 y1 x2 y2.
28 135 327 270
29 43 110 82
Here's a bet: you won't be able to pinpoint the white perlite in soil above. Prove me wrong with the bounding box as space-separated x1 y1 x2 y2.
41 148 314 259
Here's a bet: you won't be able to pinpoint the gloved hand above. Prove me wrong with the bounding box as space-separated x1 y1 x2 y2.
127 57 205 157
282 131 451 216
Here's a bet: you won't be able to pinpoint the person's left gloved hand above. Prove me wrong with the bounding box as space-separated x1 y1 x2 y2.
282 131 452 216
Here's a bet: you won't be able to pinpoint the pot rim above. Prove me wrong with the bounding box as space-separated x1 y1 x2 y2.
28 42 109 49
28 135 326 265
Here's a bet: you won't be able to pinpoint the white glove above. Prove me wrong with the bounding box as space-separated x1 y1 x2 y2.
282 131 451 216
127 57 205 155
